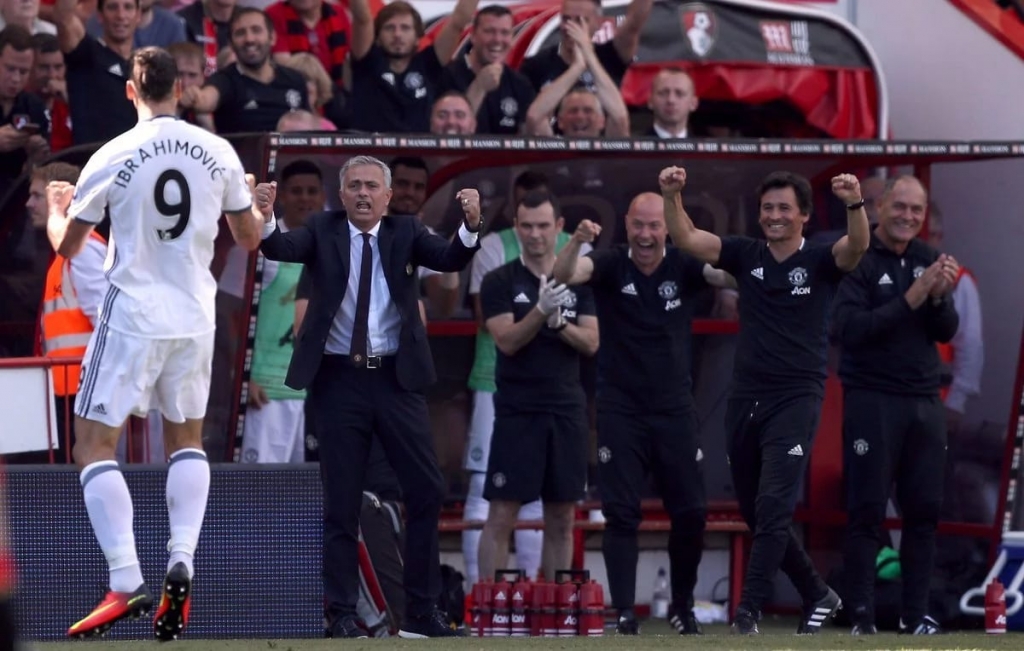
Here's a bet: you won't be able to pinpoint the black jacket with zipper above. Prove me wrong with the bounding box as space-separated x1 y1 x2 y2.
830 233 959 395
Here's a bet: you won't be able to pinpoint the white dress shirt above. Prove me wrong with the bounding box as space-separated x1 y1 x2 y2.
653 124 688 139
326 221 401 356
323 221 479 356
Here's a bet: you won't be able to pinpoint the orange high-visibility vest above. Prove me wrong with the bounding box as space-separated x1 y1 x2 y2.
937 266 974 401
40 232 107 396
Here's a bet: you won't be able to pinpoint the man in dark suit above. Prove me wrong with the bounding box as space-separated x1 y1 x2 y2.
643 68 698 139
257 154 481 639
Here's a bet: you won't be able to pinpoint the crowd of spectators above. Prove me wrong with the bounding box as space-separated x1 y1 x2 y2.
0 0 716 156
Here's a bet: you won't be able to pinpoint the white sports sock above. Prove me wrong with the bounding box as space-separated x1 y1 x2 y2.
80 461 144 593
514 498 544 579
463 473 489 588
462 530 482 588
165 448 210 578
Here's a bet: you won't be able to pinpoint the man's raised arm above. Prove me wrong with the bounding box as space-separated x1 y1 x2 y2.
553 219 600 285
659 166 722 265
830 173 871 272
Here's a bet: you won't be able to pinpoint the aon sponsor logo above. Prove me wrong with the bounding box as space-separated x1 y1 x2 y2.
791 286 811 296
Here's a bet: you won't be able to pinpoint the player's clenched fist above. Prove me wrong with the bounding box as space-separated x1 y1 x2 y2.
46 180 74 213
252 179 277 213
831 174 862 204
573 219 601 243
658 166 687 194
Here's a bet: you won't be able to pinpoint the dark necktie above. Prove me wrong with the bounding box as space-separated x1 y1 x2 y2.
350 232 372 365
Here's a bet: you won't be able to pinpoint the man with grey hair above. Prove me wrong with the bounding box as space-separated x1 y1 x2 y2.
258 155 481 639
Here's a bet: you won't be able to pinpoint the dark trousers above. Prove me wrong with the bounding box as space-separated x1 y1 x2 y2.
842 389 946 626
309 356 444 622
726 394 828 616
597 409 706 612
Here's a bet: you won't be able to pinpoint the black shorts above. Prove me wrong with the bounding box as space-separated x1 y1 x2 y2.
483 409 588 504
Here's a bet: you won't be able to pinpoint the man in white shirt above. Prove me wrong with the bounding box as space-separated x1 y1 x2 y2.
47 46 267 640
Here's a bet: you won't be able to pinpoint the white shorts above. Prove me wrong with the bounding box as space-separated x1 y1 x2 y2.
240 398 306 464
464 390 495 473
75 326 215 428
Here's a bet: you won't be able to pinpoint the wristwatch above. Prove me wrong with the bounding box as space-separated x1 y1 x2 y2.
846 199 866 211
464 214 483 233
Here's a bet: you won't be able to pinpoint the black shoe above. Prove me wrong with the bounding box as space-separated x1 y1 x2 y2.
669 607 702 635
730 608 759 635
615 614 640 635
850 606 877 635
154 562 192 641
330 615 369 639
899 614 943 635
797 586 842 634
398 609 462 638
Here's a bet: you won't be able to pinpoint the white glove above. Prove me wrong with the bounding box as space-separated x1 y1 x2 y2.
536 275 570 316
547 307 566 329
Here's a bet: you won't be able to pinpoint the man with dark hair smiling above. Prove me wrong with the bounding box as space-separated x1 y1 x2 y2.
179 7 309 134
657 166 870 635
440 4 534 135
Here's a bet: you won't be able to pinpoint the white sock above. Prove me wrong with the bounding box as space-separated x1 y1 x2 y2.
80 461 144 593
165 448 210 578
463 473 489 588
462 530 482 587
514 498 544 579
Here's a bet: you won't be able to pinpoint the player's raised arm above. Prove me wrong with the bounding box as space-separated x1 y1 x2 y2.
48 181 95 259
552 219 599 285
659 166 722 265
830 173 871 271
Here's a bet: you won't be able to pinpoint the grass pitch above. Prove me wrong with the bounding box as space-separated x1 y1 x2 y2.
28 620 1024 651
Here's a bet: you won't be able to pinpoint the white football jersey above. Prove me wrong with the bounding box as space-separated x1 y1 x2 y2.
69 116 252 338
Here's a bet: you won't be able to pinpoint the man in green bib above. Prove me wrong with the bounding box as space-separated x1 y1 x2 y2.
241 160 325 463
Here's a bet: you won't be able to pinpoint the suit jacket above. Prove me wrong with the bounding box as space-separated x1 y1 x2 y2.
260 210 479 392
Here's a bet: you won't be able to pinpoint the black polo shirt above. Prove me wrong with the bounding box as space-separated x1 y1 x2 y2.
717 236 846 398
480 258 595 414
585 245 707 412
350 44 445 133
207 64 309 134
0 91 48 190
519 40 629 92
65 36 136 145
441 58 535 134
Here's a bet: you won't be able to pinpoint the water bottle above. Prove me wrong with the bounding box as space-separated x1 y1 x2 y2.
651 567 670 619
